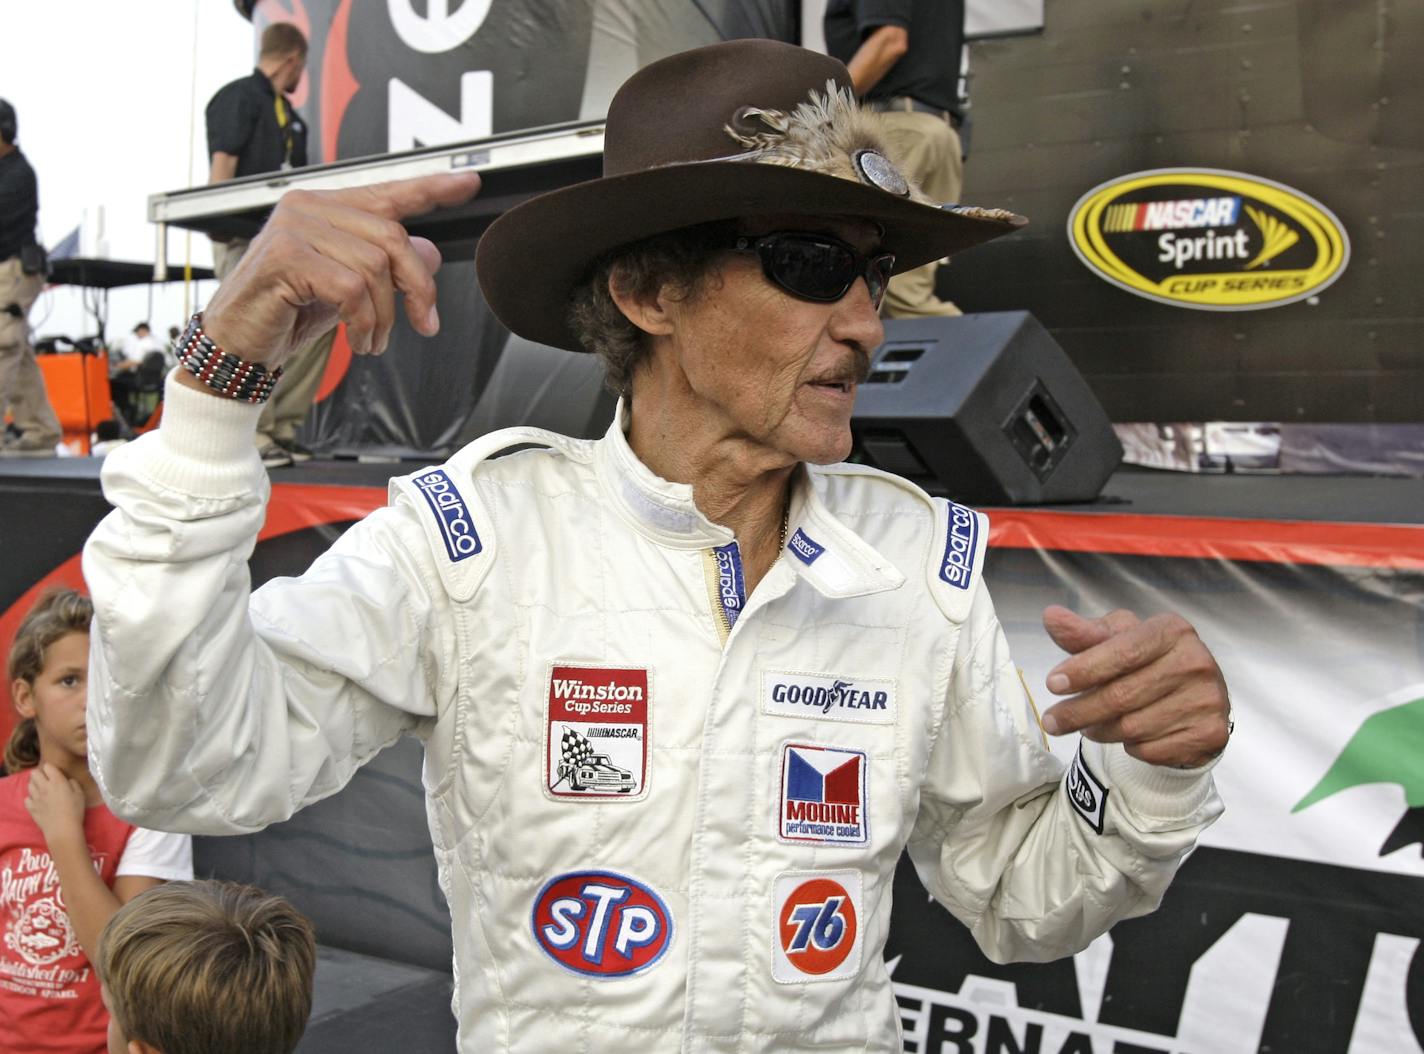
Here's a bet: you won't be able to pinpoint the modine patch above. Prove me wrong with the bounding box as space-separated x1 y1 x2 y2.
762 672 895 725
531 870 673 978
786 528 825 566
939 501 979 589
412 469 481 562
772 870 863 984
546 666 648 801
778 743 868 847
1067 743 1108 834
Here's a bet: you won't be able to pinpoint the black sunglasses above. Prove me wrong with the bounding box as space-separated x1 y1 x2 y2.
731 231 896 310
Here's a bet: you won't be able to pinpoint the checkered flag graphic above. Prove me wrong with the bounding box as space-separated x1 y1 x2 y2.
561 727 594 766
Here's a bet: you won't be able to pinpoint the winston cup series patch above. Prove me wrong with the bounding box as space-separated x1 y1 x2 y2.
545 666 649 801
1067 742 1108 834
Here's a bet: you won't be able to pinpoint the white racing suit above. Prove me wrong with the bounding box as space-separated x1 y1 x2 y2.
84 378 1222 1053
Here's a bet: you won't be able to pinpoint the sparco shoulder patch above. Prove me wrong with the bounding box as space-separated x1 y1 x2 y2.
411 468 481 562
939 500 978 590
1067 742 1108 834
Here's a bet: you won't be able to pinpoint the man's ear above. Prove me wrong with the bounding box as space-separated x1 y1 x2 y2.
11 678 34 719
606 267 677 339
129 1040 164 1054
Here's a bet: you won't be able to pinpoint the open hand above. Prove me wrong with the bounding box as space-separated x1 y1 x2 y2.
1039 606 1230 769
200 172 482 368
25 763 88 845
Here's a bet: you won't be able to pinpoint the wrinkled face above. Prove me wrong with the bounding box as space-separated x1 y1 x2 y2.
660 215 886 466
13 631 89 764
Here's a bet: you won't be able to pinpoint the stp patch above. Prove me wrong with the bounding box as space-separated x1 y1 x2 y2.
545 665 648 801
531 870 673 978
1067 742 1108 834
778 743 868 847
772 870 862 984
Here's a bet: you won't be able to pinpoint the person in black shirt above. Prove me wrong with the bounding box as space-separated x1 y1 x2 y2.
825 0 969 318
205 21 328 469
0 98 62 458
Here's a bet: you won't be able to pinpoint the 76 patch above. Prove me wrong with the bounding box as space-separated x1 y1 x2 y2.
772 870 863 984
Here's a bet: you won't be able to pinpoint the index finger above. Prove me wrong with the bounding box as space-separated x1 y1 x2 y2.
327 171 482 222
1045 615 1176 696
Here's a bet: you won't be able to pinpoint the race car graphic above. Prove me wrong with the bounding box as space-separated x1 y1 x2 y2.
555 728 636 793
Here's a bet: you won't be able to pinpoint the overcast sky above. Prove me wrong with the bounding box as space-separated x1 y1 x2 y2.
8 1 258 342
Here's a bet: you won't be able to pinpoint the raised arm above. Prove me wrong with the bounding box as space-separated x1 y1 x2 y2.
83 174 482 835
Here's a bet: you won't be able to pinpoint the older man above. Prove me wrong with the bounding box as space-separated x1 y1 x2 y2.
84 40 1228 1053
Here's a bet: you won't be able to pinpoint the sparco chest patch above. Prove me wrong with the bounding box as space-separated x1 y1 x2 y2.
762 671 895 725
1067 742 1108 834
778 743 868 847
545 665 648 801
531 870 672 978
412 469 481 562
772 870 863 984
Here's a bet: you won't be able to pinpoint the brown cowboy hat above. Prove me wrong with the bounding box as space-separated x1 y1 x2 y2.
475 38 1026 352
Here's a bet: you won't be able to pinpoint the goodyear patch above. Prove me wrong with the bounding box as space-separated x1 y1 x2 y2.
1067 742 1108 835
787 527 825 566
411 469 481 562
772 870 862 984
778 743 868 847
531 870 673 978
1068 168 1349 311
939 501 979 590
762 671 895 725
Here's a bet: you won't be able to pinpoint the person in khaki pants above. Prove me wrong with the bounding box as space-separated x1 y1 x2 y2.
825 0 969 318
0 99 61 458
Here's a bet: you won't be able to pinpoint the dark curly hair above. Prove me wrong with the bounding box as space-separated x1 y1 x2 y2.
566 221 736 395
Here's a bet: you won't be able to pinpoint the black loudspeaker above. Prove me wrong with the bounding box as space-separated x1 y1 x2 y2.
851 312 1122 505
461 334 617 443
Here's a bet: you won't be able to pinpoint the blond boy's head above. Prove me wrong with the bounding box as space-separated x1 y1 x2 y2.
98 881 317 1054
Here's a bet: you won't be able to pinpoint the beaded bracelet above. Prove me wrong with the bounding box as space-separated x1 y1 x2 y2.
175 312 283 403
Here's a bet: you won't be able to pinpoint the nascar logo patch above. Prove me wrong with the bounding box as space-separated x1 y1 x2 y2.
778 743 868 847
1067 742 1108 834
546 666 648 801
412 469 481 562
772 870 862 984
531 870 673 978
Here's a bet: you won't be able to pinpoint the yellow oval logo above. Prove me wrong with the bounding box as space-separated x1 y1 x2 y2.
1067 168 1349 310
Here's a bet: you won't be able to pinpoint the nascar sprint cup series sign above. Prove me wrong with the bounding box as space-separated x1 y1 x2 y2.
1068 168 1349 310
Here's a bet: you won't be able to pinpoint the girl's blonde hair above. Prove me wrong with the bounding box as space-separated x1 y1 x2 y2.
5 588 93 773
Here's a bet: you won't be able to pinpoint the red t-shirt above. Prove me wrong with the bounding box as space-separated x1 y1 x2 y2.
0 770 134 1054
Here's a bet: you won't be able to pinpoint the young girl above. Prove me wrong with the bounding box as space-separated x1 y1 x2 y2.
0 589 193 1053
